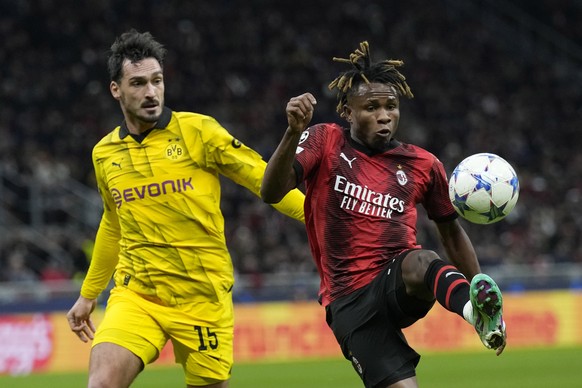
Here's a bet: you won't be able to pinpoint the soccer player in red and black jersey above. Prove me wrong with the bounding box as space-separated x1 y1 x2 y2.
261 42 507 388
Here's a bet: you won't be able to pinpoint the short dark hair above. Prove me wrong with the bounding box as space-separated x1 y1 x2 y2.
107 29 167 82
328 41 414 116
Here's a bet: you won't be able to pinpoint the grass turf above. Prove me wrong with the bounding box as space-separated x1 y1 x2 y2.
1 346 580 387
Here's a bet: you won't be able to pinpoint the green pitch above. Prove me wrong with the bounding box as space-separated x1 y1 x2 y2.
1 346 580 387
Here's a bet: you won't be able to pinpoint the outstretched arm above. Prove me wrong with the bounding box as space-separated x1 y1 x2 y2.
261 93 317 203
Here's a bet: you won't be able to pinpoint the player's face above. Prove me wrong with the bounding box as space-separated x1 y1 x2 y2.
110 57 165 133
344 83 400 152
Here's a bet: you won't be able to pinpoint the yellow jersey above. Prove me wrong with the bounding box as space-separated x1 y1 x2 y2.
80 107 304 306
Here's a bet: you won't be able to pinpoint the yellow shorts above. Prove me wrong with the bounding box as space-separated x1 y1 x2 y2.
93 286 234 385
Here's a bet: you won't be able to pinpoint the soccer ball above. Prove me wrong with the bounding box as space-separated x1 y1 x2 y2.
448 153 519 224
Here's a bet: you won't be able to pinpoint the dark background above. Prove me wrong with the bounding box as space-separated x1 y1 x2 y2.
0 0 580 296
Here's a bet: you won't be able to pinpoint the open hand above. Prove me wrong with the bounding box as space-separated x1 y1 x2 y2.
66 295 97 343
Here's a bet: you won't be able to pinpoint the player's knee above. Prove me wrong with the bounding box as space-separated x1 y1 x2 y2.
88 344 143 388
88 370 141 388
87 372 115 388
417 250 441 270
403 250 441 284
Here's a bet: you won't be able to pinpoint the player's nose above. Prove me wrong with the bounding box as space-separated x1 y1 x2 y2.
377 108 391 123
144 82 157 97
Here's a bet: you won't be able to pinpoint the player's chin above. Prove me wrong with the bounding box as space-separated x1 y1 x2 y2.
139 111 161 123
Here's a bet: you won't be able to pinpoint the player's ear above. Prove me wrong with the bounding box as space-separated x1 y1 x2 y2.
342 104 352 123
110 81 121 100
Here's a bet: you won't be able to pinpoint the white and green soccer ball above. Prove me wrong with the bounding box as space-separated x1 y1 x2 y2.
448 153 519 224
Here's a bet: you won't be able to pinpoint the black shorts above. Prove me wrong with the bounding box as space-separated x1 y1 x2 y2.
325 250 436 388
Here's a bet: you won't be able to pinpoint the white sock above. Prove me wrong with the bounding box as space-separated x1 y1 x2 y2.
463 301 474 324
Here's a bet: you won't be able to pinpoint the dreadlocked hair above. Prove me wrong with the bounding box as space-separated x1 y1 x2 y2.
328 41 414 115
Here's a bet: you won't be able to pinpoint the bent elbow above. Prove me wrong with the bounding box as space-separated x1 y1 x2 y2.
260 187 283 204
261 170 295 203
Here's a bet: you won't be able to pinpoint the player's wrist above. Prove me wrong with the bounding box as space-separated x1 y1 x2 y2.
79 289 99 301
285 125 304 137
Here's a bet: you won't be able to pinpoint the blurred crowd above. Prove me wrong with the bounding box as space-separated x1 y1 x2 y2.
1 0 581 287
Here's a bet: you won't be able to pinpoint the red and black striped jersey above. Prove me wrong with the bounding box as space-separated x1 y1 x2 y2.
293 123 457 306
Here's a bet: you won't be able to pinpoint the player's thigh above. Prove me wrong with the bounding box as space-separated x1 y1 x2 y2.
167 304 234 386
89 342 143 388
93 287 168 366
385 376 419 388
342 313 419 387
326 273 420 387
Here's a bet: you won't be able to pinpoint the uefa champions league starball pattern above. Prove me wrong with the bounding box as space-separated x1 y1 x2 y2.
448 153 519 224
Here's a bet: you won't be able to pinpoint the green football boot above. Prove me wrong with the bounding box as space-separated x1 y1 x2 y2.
470 273 506 351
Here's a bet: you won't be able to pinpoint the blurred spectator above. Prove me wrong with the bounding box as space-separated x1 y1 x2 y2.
40 258 70 283
1 0 581 288
4 244 38 283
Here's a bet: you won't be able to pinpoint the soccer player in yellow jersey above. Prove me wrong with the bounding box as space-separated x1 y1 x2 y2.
66 29 305 388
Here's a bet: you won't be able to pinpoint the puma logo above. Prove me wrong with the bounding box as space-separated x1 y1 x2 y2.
340 152 356 168
446 271 466 279
112 162 122 169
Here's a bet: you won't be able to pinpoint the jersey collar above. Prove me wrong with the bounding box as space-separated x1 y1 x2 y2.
118 107 173 140
345 129 402 156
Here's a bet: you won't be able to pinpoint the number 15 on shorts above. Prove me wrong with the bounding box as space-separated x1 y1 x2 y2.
194 325 218 351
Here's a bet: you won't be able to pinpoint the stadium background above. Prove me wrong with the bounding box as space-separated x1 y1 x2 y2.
1 0 581 383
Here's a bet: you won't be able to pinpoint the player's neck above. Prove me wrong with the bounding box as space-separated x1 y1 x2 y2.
125 118 156 135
